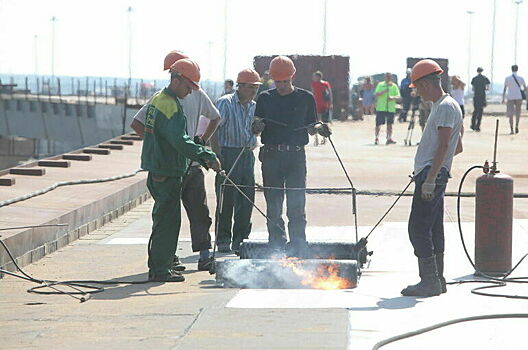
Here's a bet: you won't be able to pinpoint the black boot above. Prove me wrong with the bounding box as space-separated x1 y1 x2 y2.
401 256 442 297
435 253 447 293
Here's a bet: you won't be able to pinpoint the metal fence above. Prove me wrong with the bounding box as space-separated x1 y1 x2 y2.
0 75 224 106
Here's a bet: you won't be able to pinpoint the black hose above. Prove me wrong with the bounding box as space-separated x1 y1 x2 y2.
0 169 146 208
372 314 528 349
370 165 528 348
0 226 151 303
453 165 528 299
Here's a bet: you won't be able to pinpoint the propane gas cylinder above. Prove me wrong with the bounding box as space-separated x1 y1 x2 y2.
475 172 513 276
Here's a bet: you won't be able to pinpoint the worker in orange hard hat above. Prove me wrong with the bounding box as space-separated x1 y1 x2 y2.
212 68 261 254
252 56 331 257
163 50 189 71
402 59 463 297
132 51 223 273
140 57 222 282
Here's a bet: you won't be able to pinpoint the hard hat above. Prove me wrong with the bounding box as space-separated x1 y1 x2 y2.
163 50 189 71
269 56 296 81
236 69 262 85
409 59 443 88
170 59 201 90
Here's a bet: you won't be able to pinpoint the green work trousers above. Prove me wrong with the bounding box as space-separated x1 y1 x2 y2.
215 148 255 250
147 173 182 276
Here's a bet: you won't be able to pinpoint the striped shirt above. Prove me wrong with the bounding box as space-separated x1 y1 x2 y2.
215 92 256 148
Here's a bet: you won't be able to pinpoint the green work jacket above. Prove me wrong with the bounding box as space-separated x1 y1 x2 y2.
140 88 216 176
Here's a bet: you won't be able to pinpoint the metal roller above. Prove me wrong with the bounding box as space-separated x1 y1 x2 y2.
239 240 369 266
215 258 358 289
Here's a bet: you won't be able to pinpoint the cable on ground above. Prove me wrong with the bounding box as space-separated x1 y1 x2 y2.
0 169 146 208
372 313 528 349
0 224 152 303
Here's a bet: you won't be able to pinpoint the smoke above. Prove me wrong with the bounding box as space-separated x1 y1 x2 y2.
216 257 357 289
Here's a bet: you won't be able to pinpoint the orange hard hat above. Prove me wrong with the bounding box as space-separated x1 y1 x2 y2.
170 59 201 90
163 50 189 71
236 69 262 85
409 59 443 88
269 56 296 81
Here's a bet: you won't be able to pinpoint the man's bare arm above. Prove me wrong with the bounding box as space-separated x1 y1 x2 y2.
425 127 451 183
455 135 463 156
130 119 145 139
202 118 220 143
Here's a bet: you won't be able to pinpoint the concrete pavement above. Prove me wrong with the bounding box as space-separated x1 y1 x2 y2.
1 114 527 349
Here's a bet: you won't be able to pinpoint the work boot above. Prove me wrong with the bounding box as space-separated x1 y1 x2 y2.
198 257 214 271
171 256 186 272
149 269 185 282
435 253 447 294
217 243 231 253
401 256 442 297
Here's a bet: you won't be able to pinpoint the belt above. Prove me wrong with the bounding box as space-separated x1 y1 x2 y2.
264 144 304 152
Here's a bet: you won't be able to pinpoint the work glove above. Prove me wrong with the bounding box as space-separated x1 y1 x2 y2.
205 157 222 173
316 123 332 137
252 117 265 135
421 181 436 201
194 136 206 146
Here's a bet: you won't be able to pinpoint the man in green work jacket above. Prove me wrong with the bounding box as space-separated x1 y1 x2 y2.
141 58 221 282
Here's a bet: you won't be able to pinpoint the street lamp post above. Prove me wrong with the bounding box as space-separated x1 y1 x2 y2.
223 0 228 81
33 34 39 76
127 6 133 88
514 0 524 64
466 10 475 94
50 16 57 77
490 0 497 93
322 0 328 55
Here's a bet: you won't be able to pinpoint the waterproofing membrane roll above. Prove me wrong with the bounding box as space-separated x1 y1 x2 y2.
239 241 368 266
216 259 358 289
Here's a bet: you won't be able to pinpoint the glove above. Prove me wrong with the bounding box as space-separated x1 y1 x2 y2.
205 157 222 173
194 136 206 146
316 123 332 137
421 181 436 201
251 117 265 135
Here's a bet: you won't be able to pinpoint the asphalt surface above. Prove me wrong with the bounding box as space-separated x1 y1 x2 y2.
1 114 527 349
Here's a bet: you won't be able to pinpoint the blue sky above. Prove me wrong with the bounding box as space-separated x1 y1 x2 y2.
0 0 526 88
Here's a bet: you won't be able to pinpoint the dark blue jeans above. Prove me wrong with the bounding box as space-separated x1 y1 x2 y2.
408 166 449 258
260 148 307 248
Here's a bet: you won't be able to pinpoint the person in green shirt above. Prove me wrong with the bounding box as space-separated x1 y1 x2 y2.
141 58 221 282
374 72 401 145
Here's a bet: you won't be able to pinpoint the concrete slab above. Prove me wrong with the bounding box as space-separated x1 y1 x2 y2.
1 116 527 349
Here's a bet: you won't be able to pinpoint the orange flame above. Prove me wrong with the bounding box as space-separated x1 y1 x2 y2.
277 257 354 290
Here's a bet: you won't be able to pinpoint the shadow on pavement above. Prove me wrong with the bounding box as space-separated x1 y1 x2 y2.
89 272 186 300
347 296 421 311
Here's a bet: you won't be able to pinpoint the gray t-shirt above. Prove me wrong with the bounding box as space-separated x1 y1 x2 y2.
133 88 220 137
414 94 462 175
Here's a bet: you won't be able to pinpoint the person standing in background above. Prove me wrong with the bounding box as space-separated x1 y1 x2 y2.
399 69 413 122
374 72 400 145
502 65 526 134
223 79 235 96
470 67 490 132
450 76 466 118
361 77 375 115
311 71 333 123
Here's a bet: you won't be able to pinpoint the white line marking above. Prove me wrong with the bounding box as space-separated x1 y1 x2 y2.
226 289 363 309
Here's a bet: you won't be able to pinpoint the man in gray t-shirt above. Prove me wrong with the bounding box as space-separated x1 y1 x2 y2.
401 59 463 298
